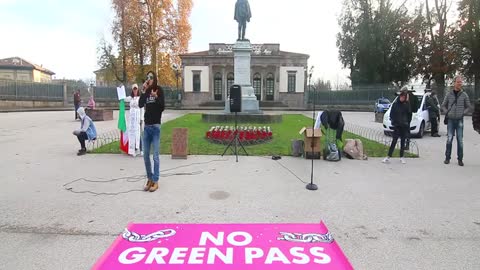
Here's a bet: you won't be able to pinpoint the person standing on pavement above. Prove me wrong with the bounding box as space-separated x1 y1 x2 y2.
441 75 472 166
383 87 411 164
426 90 441 137
405 87 419 150
125 84 144 157
139 71 165 192
73 90 81 120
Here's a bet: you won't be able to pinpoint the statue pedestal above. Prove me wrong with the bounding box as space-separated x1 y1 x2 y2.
224 40 261 114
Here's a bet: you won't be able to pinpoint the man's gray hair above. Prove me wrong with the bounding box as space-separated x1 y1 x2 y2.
454 74 463 82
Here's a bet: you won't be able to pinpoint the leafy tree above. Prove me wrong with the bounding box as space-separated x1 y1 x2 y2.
97 0 193 86
454 0 480 97
337 0 416 87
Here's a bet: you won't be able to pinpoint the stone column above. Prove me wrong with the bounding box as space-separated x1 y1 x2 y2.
221 66 226 102
63 83 68 107
209 64 213 99
261 68 266 101
231 40 261 113
275 66 280 102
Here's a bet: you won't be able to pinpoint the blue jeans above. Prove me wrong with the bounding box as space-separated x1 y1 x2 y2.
445 119 464 161
143 124 161 182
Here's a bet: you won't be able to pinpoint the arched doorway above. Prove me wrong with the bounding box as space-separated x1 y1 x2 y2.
214 73 222 100
266 73 274 101
253 73 261 100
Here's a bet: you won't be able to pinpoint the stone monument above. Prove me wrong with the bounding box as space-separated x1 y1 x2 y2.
234 0 251 41
225 0 261 114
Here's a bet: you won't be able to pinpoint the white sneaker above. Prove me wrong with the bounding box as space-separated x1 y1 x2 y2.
140 151 144 156
400 158 406 164
382 157 390 163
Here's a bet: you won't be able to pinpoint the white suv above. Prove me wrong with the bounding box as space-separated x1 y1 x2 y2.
383 91 431 138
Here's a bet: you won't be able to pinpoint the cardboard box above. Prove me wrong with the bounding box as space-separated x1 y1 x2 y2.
299 127 322 159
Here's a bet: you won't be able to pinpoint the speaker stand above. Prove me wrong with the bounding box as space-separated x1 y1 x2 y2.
221 112 249 162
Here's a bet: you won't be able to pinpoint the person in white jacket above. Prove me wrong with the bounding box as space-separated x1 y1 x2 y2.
73 107 97 156
125 84 144 157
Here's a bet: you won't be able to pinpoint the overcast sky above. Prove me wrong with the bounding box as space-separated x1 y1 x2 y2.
0 0 423 85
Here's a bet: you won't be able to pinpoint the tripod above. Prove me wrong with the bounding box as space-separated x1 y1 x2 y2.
221 112 249 162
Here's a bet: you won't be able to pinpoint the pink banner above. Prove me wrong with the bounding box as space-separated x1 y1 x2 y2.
93 222 353 269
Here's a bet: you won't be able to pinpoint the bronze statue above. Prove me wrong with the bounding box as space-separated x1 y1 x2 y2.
234 0 252 41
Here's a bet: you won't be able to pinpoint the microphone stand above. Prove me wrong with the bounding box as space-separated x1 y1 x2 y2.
306 67 318 191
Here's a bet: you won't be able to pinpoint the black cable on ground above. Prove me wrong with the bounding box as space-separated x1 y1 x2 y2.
63 158 229 196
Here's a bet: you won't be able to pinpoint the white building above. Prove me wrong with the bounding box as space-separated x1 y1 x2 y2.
180 43 309 108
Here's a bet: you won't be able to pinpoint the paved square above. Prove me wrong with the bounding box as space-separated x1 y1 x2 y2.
1 111 479 269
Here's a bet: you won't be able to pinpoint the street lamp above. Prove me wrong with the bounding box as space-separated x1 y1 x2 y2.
88 81 94 94
172 63 181 107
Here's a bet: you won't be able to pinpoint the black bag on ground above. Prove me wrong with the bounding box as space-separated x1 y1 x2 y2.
323 128 341 162
324 142 341 161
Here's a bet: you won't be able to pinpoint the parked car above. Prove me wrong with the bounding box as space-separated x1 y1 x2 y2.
374 98 391 113
383 92 431 138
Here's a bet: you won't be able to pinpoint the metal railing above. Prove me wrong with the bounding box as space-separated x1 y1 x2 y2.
344 122 420 157
0 80 63 101
93 85 179 103
307 85 477 106
87 130 120 152
0 80 179 104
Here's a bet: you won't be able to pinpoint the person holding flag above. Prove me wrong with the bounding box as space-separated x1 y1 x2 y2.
139 71 165 192
117 85 129 154
125 84 144 157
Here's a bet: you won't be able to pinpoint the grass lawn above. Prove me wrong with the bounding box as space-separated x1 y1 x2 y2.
93 113 413 158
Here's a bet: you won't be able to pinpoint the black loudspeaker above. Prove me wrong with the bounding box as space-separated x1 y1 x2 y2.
230 85 242 113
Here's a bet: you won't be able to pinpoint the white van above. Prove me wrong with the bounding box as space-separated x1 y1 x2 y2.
383 91 431 138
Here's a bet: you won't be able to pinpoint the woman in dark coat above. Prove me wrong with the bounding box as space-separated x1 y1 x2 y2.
383 87 411 164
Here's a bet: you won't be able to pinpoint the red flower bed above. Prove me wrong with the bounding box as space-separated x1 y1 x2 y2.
206 126 273 145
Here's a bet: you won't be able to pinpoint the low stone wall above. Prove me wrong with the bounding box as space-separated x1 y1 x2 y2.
0 100 64 109
0 98 122 109
182 92 212 107
307 104 373 112
279 93 305 108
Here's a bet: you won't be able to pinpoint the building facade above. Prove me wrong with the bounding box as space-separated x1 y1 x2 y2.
0 57 55 82
180 43 309 108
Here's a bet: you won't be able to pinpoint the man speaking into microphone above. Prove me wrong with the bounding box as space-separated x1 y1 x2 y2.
139 71 165 192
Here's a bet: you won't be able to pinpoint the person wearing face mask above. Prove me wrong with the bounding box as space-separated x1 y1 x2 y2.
139 71 165 192
73 107 97 156
383 87 411 164
125 84 144 157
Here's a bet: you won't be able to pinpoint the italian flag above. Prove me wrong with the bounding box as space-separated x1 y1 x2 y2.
118 99 129 153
